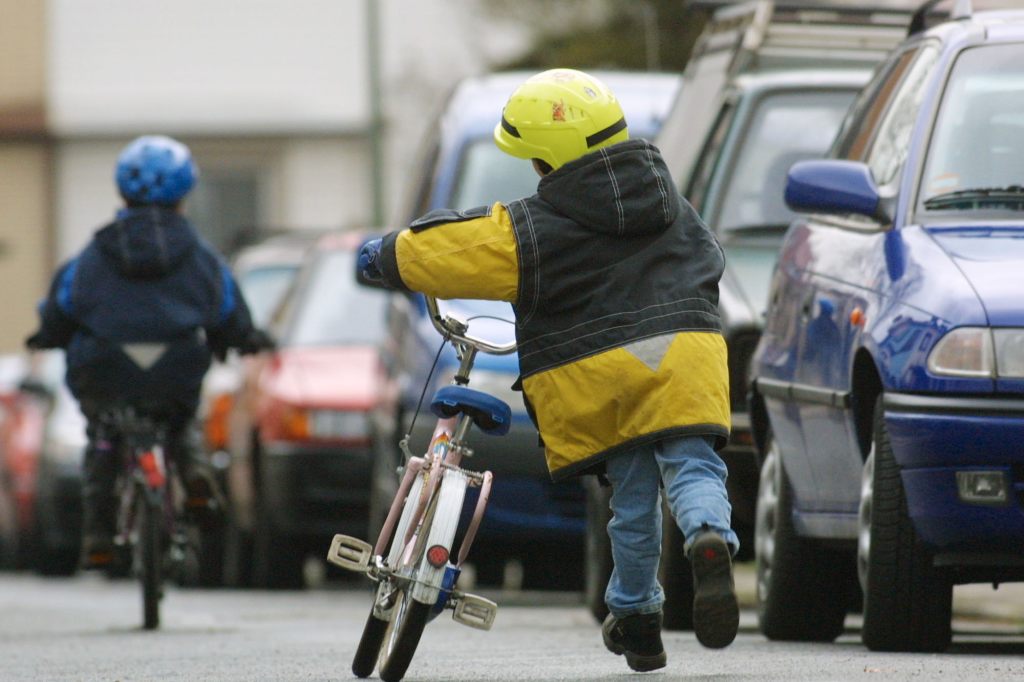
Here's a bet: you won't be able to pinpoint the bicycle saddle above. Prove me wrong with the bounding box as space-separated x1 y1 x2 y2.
430 385 512 436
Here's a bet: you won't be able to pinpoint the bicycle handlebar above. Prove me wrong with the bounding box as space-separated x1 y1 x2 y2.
425 296 517 356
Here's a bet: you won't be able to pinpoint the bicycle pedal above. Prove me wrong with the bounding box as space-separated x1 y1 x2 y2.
326 534 373 572
452 592 497 630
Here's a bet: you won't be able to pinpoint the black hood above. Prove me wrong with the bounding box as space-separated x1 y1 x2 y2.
94 207 199 278
536 139 680 237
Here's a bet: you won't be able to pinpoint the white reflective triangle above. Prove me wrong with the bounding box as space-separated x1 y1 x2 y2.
623 334 674 372
121 343 168 370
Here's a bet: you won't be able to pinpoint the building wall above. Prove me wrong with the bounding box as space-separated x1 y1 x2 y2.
0 0 49 353
0 146 49 352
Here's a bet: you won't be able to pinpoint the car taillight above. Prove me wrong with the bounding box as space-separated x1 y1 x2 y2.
204 393 233 451
280 406 312 441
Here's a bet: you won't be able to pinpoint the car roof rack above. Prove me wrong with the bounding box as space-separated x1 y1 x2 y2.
688 0 911 77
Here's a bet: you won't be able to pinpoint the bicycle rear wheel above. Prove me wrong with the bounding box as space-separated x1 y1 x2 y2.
377 590 430 682
136 489 162 630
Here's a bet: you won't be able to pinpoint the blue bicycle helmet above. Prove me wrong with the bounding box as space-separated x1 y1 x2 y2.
115 135 197 205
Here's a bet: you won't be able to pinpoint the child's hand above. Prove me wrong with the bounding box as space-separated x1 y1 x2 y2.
357 238 384 284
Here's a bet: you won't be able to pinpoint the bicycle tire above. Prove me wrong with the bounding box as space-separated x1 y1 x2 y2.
377 591 430 682
351 598 389 678
137 489 162 630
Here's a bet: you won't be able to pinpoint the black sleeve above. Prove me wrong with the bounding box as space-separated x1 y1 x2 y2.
205 262 258 356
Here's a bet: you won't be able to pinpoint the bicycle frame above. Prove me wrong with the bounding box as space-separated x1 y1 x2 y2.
329 294 518 680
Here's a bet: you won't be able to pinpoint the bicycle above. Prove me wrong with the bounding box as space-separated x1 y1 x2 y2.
102 407 201 630
327 295 516 682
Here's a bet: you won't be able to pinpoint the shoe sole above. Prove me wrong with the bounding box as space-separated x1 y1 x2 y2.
691 536 740 649
602 617 667 672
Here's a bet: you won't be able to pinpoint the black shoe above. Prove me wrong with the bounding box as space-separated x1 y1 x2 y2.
690 533 739 649
602 612 667 672
183 467 225 523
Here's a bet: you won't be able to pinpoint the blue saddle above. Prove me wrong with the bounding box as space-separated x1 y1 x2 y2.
430 385 512 436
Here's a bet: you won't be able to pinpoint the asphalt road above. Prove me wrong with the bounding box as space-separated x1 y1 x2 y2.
2 572 1023 681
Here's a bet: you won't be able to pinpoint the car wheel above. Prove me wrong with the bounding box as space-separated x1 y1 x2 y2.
659 515 694 631
222 513 254 588
755 432 847 641
859 398 952 652
583 478 612 623
252 493 305 590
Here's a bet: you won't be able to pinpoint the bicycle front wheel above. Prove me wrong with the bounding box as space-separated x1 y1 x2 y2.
377 590 430 682
136 489 162 630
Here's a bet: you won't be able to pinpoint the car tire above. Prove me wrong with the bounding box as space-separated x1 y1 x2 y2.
659 515 695 631
859 398 952 652
583 478 612 623
755 432 847 641
222 513 254 588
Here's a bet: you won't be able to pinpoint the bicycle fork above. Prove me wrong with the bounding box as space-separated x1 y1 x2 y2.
327 443 497 630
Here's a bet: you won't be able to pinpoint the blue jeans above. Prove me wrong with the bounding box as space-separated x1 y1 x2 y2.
604 435 738 617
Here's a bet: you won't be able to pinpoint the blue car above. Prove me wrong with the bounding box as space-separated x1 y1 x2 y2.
372 71 680 588
749 4 1024 652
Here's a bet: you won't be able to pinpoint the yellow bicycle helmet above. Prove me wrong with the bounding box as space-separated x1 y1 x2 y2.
493 69 629 171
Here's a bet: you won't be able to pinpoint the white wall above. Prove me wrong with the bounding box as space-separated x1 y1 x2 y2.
48 0 370 135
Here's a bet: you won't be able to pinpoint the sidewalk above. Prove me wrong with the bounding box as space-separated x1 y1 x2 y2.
734 563 1024 625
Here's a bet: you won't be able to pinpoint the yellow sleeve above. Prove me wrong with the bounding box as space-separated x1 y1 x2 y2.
395 203 519 302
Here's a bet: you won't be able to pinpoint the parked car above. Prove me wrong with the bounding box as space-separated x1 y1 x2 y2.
223 231 389 588
748 2 1024 652
23 351 87 576
585 0 907 628
201 232 319 472
0 354 42 569
375 71 682 589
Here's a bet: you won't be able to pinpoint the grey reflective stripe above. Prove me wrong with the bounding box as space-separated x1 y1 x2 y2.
623 333 675 371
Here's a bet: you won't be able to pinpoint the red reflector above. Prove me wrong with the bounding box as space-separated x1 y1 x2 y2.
426 544 449 568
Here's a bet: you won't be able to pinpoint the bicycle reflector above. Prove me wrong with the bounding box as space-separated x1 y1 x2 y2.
139 450 166 489
426 544 449 568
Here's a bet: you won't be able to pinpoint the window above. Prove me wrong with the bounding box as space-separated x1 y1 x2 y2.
714 89 858 234
450 140 541 210
186 170 261 253
833 48 920 162
686 100 737 215
920 42 1024 213
866 45 940 187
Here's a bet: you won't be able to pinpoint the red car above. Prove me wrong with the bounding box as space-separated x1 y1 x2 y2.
223 232 389 588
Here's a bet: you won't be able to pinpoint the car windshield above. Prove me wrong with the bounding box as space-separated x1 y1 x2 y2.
287 250 387 346
450 140 541 209
716 89 857 236
921 43 1024 214
238 265 300 328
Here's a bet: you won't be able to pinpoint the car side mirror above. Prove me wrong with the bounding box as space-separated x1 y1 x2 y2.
785 160 890 223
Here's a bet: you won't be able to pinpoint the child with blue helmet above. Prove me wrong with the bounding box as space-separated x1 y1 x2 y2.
27 135 274 568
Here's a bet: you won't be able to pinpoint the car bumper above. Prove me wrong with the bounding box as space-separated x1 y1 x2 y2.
884 393 1024 555
261 441 373 538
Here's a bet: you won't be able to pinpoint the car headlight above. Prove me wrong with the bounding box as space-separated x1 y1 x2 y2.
928 327 1024 379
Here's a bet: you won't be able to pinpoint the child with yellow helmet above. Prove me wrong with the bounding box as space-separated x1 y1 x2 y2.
359 68 739 670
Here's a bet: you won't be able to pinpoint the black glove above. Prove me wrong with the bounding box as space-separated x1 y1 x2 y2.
237 328 276 355
25 330 54 351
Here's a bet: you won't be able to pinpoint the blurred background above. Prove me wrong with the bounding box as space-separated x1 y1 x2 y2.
0 0 931 355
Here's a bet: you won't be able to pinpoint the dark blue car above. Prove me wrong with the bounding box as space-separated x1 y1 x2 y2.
372 71 680 588
749 4 1024 652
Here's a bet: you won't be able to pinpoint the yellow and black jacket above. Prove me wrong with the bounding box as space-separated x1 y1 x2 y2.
378 139 729 480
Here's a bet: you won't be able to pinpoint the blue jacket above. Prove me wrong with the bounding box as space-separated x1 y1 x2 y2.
30 207 255 414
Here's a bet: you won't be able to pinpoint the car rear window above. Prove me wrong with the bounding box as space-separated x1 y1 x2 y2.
716 89 857 235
